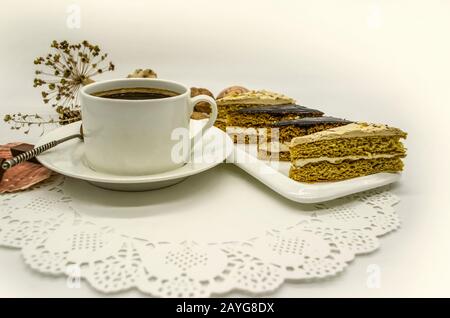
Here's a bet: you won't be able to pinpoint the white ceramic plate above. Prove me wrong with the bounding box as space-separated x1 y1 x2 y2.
232 144 401 203
36 120 233 191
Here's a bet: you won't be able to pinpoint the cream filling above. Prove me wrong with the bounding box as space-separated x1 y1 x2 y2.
258 141 290 153
225 126 267 137
292 153 402 167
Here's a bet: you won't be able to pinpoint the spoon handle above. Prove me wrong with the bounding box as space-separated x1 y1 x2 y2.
1 134 81 170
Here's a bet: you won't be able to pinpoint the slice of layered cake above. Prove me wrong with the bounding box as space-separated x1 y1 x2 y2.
215 89 296 134
214 86 249 131
258 116 352 161
288 123 407 182
227 104 324 145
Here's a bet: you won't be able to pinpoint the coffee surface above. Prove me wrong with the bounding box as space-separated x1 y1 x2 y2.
92 87 179 100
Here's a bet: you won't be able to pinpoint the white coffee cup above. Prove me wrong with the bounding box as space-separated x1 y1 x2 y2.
80 78 217 175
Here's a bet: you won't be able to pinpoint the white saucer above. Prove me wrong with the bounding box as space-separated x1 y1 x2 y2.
36 120 233 191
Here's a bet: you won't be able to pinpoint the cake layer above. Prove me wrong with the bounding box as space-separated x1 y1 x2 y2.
214 118 227 131
258 141 290 153
218 104 261 120
227 105 323 127
257 142 290 161
226 126 263 144
224 116 351 147
258 149 290 161
290 122 407 146
292 153 403 168
235 104 322 115
232 135 258 144
289 157 404 183
272 116 352 143
290 135 406 159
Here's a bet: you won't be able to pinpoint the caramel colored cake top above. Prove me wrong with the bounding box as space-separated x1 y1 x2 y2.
217 90 295 106
290 122 407 146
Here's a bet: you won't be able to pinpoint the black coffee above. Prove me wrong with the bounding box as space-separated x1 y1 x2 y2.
92 87 179 100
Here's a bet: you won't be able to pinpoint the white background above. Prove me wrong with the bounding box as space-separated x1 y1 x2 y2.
1 0 450 297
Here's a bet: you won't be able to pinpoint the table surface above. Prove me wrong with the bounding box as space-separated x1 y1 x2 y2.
1 0 450 297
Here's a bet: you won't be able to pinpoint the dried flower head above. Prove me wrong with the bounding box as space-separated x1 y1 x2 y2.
4 40 115 134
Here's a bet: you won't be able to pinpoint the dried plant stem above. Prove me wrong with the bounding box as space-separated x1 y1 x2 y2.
4 40 115 134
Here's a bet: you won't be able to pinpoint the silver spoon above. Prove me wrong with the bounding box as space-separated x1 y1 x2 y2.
1 125 84 170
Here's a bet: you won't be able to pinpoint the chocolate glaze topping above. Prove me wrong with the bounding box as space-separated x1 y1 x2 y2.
236 104 323 116
273 116 352 127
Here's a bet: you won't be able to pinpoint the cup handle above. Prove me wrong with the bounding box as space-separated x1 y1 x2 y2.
189 95 218 150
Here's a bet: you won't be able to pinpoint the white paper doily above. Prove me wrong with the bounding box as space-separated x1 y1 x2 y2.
0 175 400 297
